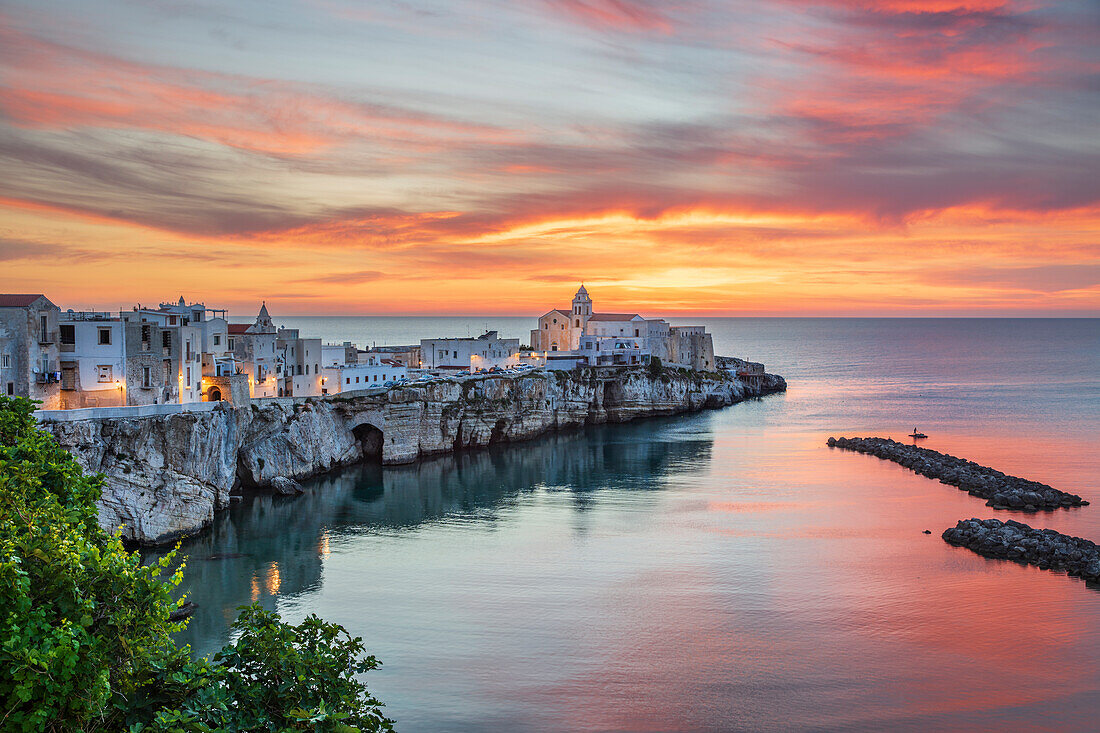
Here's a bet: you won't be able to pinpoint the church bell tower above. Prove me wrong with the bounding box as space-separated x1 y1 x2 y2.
572 284 592 317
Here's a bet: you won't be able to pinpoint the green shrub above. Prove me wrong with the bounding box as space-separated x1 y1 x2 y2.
0 397 392 732
647 357 663 378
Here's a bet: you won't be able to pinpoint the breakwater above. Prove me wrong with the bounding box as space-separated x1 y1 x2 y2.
827 436 1088 511
943 519 1100 584
43 366 785 544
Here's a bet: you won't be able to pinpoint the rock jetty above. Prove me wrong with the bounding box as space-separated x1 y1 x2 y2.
827 436 1088 511
43 366 785 544
942 518 1100 583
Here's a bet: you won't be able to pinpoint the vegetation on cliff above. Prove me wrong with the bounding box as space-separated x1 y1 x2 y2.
0 397 392 732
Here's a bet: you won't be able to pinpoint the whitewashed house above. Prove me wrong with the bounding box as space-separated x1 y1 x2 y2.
420 331 520 370
57 311 127 407
321 353 407 394
277 327 323 397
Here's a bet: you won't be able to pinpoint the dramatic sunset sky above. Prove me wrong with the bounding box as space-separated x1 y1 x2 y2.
1 0 1097 315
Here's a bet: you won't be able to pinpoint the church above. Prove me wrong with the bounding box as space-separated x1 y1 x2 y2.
530 285 716 370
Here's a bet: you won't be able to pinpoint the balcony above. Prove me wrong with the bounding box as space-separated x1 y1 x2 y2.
38 330 56 345
35 371 60 384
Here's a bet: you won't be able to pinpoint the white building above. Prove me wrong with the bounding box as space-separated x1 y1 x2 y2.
577 334 650 367
277 327 323 397
420 331 521 370
228 303 280 399
322 342 358 368
531 286 715 370
57 311 127 407
156 297 229 358
321 357 407 394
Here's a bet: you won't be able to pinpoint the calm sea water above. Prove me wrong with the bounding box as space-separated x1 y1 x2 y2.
155 318 1099 731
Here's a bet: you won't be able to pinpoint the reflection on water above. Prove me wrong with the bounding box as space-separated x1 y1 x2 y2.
147 319 1099 732
154 419 711 656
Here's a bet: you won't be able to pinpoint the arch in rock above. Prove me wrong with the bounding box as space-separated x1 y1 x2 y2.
349 418 385 462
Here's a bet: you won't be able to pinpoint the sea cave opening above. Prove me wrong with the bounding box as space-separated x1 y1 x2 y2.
352 423 384 462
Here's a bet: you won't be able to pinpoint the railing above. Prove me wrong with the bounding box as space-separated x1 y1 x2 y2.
34 401 221 422
61 311 122 321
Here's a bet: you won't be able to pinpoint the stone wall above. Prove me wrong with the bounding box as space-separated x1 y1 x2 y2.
44 366 785 544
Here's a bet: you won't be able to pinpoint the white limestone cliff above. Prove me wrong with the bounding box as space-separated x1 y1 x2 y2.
44 367 785 544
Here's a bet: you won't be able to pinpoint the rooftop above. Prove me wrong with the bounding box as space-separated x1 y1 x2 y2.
588 313 641 321
0 294 47 307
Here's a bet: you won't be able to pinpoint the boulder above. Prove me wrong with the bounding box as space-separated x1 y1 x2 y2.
270 476 305 495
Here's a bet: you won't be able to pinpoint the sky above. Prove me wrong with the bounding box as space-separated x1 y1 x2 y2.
1 0 1098 316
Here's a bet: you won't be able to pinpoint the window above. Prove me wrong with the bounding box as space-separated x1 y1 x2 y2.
98 328 112 346
347 377 351 385
213 334 221 346
576 320 580 327
228 337 234 350
305 365 309 375
97 365 112 382
1 354 9 369
185 341 192 361
40 315 48 342
186 367 191 384
60 325 75 345
634 329 639 337
6 383 12 396
142 366 151 388
163 331 171 349
169 316 177 325
355 376 359 383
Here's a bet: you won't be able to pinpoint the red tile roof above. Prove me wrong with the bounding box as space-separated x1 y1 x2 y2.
587 313 641 321
0 294 46 307
227 323 251 334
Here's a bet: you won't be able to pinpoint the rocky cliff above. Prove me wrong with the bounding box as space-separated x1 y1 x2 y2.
44 366 785 544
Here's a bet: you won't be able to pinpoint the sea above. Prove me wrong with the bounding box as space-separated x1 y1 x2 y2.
150 318 1100 732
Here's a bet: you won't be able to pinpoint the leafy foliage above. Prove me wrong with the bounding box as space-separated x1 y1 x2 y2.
0 396 393 732
646 356 663 378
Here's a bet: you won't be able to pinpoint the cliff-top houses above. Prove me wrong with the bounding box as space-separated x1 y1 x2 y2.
1 285 718 412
